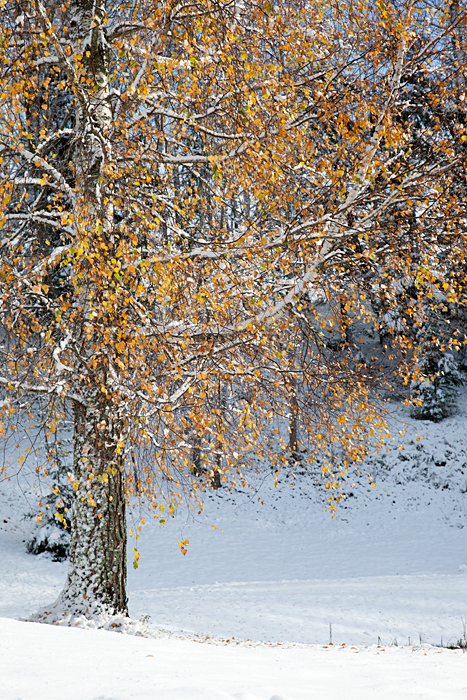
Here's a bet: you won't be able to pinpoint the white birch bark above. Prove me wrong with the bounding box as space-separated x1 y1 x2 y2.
46 0 128 619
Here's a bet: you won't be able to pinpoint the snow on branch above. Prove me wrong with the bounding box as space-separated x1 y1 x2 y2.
1 141 76 205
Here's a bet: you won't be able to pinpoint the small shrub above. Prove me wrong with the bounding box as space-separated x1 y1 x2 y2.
410 353 464 422
26 522 70 562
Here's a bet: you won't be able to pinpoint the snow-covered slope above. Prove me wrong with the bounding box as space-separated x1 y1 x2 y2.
1 393 467 698
126 392 467 647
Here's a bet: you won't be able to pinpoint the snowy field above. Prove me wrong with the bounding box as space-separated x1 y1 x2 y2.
2 616 466 700
1 395 467 698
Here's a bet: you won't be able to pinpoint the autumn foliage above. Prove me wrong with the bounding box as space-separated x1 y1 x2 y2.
0 0 466 617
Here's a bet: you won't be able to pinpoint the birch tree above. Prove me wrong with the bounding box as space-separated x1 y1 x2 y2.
0 0 465 622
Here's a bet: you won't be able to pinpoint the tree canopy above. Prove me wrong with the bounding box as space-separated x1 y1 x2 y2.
0 0 466 620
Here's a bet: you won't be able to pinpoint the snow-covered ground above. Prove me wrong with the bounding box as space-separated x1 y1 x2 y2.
1 394 467 698
2 616 466 700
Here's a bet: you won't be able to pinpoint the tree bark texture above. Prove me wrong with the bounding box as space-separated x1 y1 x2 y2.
58 401 128 616
53 0 128 617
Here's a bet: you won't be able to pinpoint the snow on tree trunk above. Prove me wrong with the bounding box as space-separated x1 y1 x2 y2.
62 402 127 616
31 0 129 623
32 400 128 622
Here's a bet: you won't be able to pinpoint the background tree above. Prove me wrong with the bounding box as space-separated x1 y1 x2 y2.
349 0 467 420
24 401 74 561
1 0 466 623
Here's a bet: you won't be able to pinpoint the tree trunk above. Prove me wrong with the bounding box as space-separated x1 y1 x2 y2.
50 0 128 617
55 401 128 617
289 378 300 463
